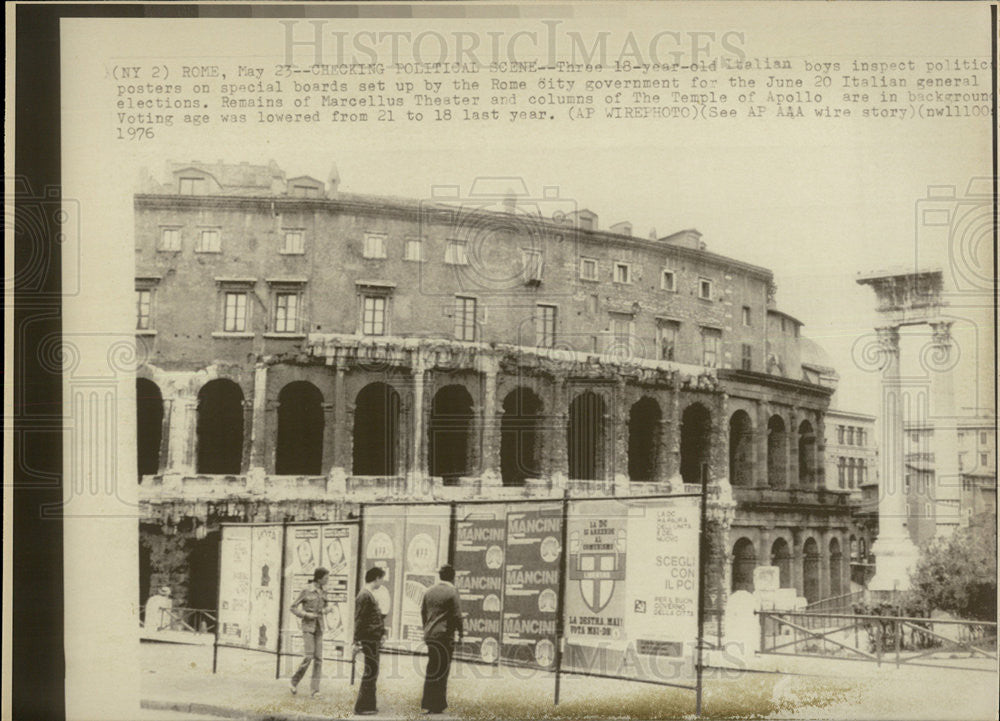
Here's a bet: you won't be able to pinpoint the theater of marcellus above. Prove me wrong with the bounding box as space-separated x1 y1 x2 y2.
135 160 853 618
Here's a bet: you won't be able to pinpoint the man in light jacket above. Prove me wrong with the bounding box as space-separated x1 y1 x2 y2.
420 565 464 715
289 567 329 697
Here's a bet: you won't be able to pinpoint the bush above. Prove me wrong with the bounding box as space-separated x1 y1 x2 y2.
908 524 997 621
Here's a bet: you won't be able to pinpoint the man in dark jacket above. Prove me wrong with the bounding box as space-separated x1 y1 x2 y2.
289 567 329 697
353 566 386 715
420 565 464 714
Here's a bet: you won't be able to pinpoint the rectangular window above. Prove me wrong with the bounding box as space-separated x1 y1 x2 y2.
980 431 988 445
363 233 387 259
136 289 152 330
522 249 544 282
223 292 248 332
178 177 204 195
196 229 220 253
661 269 676 292
847 427 855 446
699 278 713 300
741 343 752 371
446 239 469 265
658 320 679 361
859 462 866 484
742 305 751 326
362 295 387 336
455 296 477 341
536 304 557 348
613 262 631 284
160 228 181 251
837 458 846 488
837 425 845 444
282 231 304 254
404 238 423 262
847 459 855 488
701 327 721 367
273 292 299 333
580 258 598 281
981 453 988 466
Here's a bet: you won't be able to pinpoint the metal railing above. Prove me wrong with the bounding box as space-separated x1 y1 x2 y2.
803 590 864 615
757 610 997 671
143 606 217 634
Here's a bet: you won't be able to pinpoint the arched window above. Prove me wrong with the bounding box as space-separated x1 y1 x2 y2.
798 420 816 487
428 385 475 484
829 537 843 597
767 415 787 488
803 537 820 604
136 378 164 478
275 381 324 475
731 538 756 592
196 379 244 474
770 538 792 588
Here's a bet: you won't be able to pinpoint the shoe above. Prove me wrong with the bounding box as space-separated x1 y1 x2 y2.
289 683 297 695
356 711 377 716
311 691 322 698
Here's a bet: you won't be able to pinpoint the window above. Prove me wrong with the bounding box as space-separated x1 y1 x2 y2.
445 239 469 265
282 231 304 255
847 458 855 488
847 427 855 446
273 292 300 333
698 278 713 300
455 296 477 341
404 238 423 262
536 304 557 348
160 228 181 251
859 429 867 446
223 291 248 332
701 327 721 367
178 177 205 195
742 305 751 326
657 320 679 361
661 269 676 292
580 258 599 281
741 343 752 371
522 249 543 283
361 295 387 336
196 229 220 253
837 425 845 444
837 457 846 488
136 289 152 331
981 453 989 467
858 461 867 484
980 431 988 445
291 184 319 198
610 313 632 355
905 474 911 491
587 294 599 315
363 233 387 259
613 262 631 284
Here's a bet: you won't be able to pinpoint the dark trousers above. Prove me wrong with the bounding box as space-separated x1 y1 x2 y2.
421 637 454 713
354 640 380 713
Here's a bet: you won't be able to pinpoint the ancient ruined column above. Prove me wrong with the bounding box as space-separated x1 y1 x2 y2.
478 355 501 487
928 321 960 537
408 350 427 494
249 362 268 473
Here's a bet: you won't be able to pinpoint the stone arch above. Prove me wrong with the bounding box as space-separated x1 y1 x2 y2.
196 379 244 474
798 419 817 487
803 537 821 604
728 410 753 487
353 382 402 476
274 381 324 475
628 396 662 482
500 387 543 486
428 384 475 483
767 415 787 488
732 537 757 592
567 391 606 481
770 537 792 589
136 378 164 478
680 402 712 485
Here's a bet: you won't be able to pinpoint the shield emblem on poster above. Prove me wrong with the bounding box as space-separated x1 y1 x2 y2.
568 527 627 614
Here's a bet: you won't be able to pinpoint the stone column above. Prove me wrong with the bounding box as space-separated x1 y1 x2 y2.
241 398 255 475
928 321 959 537
612 379 628 490
869 325 920 591
791 528 804 597
814 412 827 489
164 390 195 476
548 378 568 489
320 402 336 475
478 355 501 487
331 363 349 472
407 351 428 494
817 529 831 601
788 409 799 489
756 402 770 488
666 389 681 482
249 363 268 473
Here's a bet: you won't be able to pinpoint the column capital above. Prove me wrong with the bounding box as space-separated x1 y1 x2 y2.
875 325 901 354
929 320 953 349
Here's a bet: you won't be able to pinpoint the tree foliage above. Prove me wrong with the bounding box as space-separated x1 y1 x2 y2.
908 523 997 621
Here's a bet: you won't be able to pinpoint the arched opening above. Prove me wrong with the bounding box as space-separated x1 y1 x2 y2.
275 381 324 475
428 385 475 484
798 420 817 487
567 391 606 481
829 537 843 597
628 397 661 482
731 538 756 592
353 382 401 476
680 403 712 485
770 538 792 588
767 415 787 488
500 388 543 486
187 529 221 614
728 410 753 487
803 537 820 604
196 379 244 474
136 378 164 478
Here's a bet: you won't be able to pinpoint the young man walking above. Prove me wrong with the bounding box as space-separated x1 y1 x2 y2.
353 566 387 715
289 567 329 697
420 565 464 715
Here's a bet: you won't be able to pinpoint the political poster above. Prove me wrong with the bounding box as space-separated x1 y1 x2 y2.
361 506 406 641
399 506 450 646
247 524 282 653
500 503 562 669
563 497 701 683
218 525 252 647
453 505 506 664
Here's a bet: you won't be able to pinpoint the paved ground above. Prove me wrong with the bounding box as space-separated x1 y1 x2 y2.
140 640 998 720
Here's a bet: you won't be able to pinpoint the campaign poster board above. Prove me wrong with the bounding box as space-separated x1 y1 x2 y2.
500 503 562 669
218 525 253 647
281 522 359 662
453 504 507 664
563 497 701 683
361 506 406 643
247 525 283 653
399 505 451 646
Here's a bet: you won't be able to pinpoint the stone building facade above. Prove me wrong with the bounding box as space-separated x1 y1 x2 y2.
135 160 852 611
